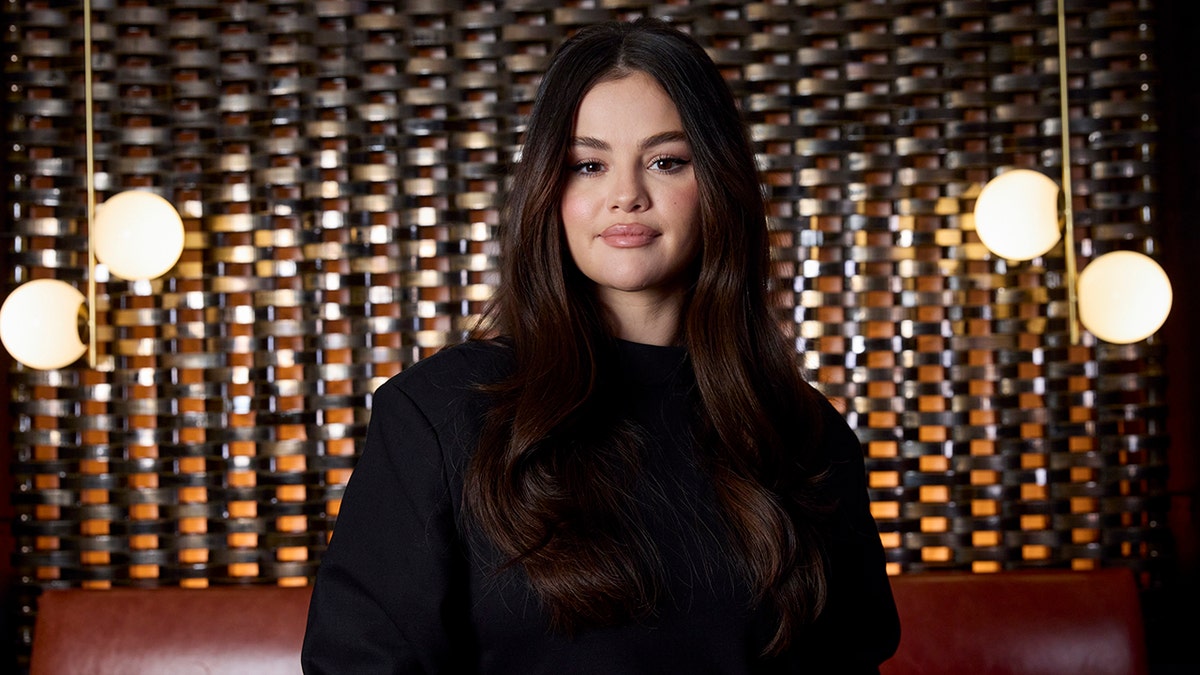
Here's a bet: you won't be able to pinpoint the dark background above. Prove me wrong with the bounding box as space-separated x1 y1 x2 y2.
1143 0 1200 670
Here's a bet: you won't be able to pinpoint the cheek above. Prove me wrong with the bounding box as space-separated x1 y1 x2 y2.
560 188 592 238
675 185 703 249
559 187 594 259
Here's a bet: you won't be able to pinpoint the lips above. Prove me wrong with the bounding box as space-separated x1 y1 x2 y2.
599 223 660 248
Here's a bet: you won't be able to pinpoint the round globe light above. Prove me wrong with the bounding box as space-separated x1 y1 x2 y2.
1077 250 1173 344
0 279 87 370
973 169 1063 261
94 190 185 281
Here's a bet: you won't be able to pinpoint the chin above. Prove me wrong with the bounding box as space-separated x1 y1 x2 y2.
602 278 655 293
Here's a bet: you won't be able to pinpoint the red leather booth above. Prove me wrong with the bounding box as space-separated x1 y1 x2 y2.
28 568 1147 674
882 567 1147 675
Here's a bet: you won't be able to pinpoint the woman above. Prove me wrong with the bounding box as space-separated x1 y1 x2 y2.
302 18 899 674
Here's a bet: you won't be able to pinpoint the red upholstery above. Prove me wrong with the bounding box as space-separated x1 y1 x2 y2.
29 585 311 675
27 570 1147 674
881 568 1148 675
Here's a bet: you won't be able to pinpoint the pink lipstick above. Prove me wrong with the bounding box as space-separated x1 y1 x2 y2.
599 223 660 248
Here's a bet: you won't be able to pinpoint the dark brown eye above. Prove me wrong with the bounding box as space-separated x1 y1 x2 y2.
651 156 690 172
569 161 604 174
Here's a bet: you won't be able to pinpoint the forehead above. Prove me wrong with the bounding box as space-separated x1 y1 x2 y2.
572 71 685 140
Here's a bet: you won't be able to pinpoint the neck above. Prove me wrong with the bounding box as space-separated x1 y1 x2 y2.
598 288 685 346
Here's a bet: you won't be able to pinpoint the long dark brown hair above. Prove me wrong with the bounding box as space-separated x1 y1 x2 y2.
465 17 829 653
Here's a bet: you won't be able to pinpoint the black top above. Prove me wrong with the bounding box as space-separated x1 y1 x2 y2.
302 339 899 674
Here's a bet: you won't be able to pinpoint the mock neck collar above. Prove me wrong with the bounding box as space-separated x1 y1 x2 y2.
614 338 689 386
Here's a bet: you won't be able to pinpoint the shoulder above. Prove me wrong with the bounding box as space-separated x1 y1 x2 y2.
372 339 514 425
799 391 869 499
813 394 862 465
386 338 513 388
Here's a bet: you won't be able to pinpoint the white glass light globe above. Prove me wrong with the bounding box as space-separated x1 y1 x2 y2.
973 169 1062 261
0 279 87 370
94 190 185 281
1077 250 1173 344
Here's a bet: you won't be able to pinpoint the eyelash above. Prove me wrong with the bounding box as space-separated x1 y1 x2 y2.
570 160 604 175
568 156 692 175
650 155 690 173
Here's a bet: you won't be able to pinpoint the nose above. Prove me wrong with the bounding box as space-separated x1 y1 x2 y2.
608 166 648 212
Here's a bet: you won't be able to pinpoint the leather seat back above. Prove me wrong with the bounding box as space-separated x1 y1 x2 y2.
29 585 312 675
881 568 1148 675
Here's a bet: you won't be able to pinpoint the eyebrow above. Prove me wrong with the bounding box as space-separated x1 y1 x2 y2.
570 130 689 152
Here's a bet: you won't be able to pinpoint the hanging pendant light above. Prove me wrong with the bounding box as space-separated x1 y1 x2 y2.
973 168 1062 261
0 280 88 370
94 190 186 281
971 0 1171 345
1078 251 1173 345
0 0 184 370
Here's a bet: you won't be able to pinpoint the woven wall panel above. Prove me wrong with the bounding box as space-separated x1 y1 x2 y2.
1 0 1169 657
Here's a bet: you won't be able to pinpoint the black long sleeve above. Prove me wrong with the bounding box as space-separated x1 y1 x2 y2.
302 339 899 674
302 366 475 673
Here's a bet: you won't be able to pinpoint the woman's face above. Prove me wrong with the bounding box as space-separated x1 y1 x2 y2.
560 70 701 311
